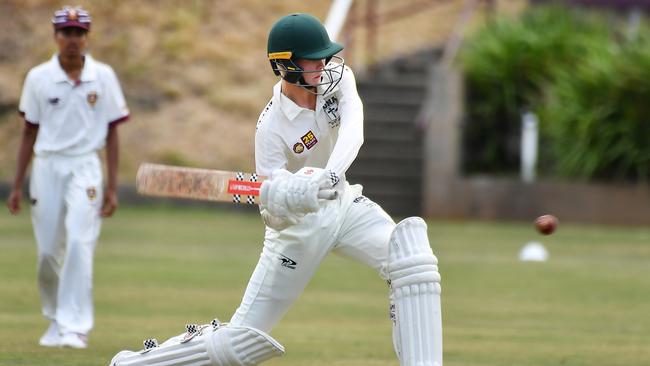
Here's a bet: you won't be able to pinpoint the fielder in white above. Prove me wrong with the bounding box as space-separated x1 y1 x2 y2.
6 6 129 349
109 13 442 366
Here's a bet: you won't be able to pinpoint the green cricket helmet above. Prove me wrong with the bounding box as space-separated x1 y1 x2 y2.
268 13 345 95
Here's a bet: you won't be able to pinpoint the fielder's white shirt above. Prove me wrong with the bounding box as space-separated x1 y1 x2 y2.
19 54 129 156
255 65 364 179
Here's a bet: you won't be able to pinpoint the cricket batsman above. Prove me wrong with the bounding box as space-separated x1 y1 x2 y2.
110 13 442 366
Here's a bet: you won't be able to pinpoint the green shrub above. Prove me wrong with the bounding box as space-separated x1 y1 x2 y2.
461 7 606 174
540 35 650 181
460 6 650 182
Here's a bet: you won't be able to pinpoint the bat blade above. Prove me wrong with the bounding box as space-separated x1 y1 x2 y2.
136 163 266 204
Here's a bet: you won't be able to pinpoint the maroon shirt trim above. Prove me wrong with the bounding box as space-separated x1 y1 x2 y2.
109 115 130 126
20 110 38 125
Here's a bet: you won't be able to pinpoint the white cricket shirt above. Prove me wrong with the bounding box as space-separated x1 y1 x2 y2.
19 54 129 156
255 65 364 180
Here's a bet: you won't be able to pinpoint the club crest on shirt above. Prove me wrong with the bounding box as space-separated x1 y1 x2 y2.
293 142 305 154
86 187 97 201
300 130 318 150
322 95 340 128
87 91 98 107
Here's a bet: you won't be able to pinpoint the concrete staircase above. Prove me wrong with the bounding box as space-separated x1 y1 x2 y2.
347 49 439 217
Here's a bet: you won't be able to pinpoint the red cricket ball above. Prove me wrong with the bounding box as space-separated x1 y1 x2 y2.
535 214 558 235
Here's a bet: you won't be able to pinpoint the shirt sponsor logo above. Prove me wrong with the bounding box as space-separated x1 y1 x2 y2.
87 91 98 107
322 96 340 128
301 130 318 149
227 180 262 196
293 142 304 154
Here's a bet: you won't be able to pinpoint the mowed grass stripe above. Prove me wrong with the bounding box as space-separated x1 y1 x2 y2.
0 205 648 365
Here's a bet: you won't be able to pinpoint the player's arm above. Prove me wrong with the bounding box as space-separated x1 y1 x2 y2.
8 71 40 215
324 66 364 178
255 123 300 230
7 122 38 215
101 123 119 217
101 65 129 217
255 125 288 177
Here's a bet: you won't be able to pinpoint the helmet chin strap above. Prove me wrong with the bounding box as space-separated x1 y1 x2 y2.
278 62 318 94
282 75 317 94
295 76 318 94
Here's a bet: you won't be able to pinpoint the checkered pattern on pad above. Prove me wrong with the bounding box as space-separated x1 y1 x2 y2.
140 338 158 353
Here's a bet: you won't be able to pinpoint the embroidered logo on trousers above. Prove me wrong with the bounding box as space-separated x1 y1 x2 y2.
353 195 377 207
278 254 297 269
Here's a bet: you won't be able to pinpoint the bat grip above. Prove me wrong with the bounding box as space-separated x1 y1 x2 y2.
317 189 338 200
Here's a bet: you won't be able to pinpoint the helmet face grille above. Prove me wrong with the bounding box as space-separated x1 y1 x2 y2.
270 56 345 96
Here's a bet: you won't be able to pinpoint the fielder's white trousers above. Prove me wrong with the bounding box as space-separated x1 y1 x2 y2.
29 152 103 335
230 183 395 332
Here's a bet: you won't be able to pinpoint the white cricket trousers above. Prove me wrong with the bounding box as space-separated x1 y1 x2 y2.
29 152 103 335
230 183 396 332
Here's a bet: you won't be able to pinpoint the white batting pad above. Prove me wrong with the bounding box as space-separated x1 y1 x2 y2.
109 323 284 366
208 325 284 365
388 217 443 366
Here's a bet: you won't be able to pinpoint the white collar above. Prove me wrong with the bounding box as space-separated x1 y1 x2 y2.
274 81 322 122
50 53 97 83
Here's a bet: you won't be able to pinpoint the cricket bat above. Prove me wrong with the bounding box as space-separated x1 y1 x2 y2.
136 163 336 205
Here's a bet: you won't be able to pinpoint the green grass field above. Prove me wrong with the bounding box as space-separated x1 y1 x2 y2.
1 205 649 366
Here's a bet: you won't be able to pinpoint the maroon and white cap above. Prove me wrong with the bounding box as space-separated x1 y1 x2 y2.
51 6 91 31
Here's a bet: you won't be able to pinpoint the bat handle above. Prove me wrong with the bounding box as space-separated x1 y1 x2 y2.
317 189 338 200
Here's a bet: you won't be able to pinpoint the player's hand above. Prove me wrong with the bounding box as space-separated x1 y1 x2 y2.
261 168 320 217
259 167 339 228
6 188 22 215
260 208 299 231
294 166 339 192
101 189 118 217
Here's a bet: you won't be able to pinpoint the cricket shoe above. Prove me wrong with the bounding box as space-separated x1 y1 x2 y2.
38 321 60 347
60 332 88 349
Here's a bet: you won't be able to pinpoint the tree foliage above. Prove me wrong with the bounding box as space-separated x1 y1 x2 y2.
461 6 650 182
